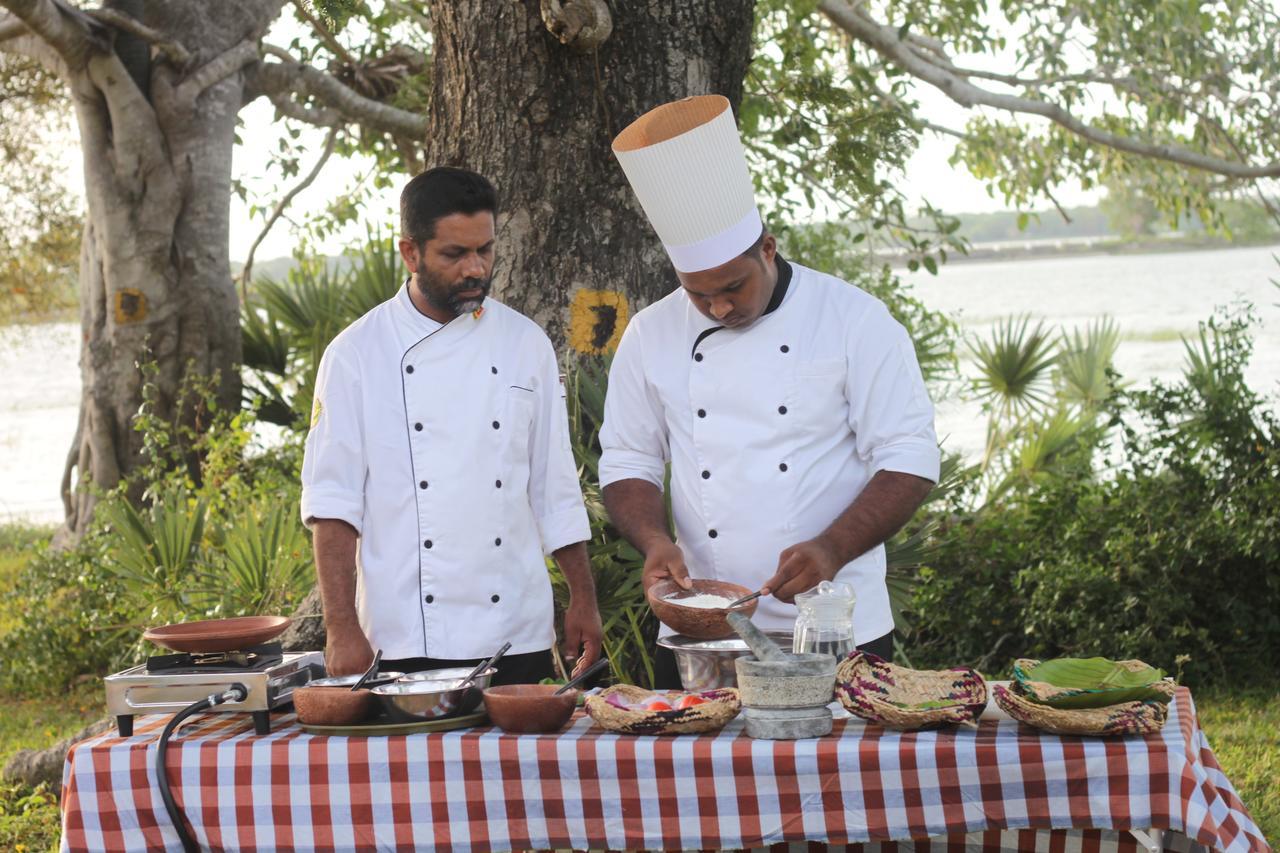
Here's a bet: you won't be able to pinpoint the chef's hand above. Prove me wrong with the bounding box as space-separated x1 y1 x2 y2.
641 539 692 593
762 537 843 603
563 598 603 677
325 624 374 676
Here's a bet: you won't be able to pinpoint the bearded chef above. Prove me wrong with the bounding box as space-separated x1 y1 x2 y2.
302 166 602 684
599 96 940 688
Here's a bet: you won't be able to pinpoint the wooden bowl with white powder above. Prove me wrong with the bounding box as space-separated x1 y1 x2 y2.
646 579 758 640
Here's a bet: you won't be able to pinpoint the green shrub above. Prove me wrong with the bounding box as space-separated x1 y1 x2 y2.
0 370 314 695
911 309 1280 684
0 782 60 852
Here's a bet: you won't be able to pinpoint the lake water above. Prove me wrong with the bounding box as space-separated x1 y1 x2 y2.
909 244 1280 459
2 244 1277 525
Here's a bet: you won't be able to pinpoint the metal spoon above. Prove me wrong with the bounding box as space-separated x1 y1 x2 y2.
350 648 383 692
460 641 512 689
554 656 611 695
727 589 764 608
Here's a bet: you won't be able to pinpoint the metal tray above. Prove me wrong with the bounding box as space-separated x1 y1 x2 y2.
298 710 489 736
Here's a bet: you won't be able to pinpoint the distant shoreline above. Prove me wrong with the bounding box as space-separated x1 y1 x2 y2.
5 239 1279 329
890 235 1280 268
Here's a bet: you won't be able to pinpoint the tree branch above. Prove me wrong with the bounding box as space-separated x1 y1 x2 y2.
174 38 259 102
0 0 103 68
253 46 427 137
819 0 1280 180
0 12 27 40
240 126 339 291
268 90 343 127
290 0 359 71
83 7 191 67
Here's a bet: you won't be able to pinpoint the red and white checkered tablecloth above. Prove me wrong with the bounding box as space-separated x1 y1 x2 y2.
60 687 1269 852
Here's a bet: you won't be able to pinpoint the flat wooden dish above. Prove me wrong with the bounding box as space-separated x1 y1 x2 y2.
298 711 489 737
143 615 292 653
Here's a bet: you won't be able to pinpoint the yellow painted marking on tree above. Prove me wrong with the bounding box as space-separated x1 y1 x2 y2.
568 290 629 355
113 289 147 324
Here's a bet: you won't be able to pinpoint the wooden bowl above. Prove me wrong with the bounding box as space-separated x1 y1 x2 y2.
143 615 292 653
646 579 758 640
292 685 376 726
482 684 578 733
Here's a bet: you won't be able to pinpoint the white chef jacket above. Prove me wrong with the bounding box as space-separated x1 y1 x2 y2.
598 259 940 643
301 284 590 660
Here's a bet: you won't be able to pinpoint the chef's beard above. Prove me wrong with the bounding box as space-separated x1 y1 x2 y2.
416 264 491 317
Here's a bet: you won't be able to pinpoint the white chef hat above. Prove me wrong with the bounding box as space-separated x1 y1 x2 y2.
612 95 761 273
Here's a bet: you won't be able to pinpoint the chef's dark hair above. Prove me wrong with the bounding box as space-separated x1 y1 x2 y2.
401 167 498 245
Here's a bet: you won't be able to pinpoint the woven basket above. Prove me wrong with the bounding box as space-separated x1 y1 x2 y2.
584 685 741 735
993 680 1175 736
835 652 987 730
1012 657 1171 709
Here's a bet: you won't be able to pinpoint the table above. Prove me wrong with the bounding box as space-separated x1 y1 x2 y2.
60 687 1269 852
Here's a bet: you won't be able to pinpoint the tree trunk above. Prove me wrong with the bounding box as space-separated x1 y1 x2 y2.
425 0 756 355
58 3 277 540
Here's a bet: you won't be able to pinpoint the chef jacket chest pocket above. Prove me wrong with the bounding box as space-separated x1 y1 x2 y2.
792 358 847 431
502 387 536 475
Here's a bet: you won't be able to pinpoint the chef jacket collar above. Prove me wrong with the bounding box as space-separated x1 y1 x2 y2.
396 278 492 333
690 253 795 357
763 254 794 316
396 278 445 335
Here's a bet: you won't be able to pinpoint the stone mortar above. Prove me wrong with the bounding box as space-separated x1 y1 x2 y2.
735 654 837 709
743 706 833 740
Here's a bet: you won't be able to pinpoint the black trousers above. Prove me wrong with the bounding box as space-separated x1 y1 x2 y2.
651 629 895 690
382 649 554 686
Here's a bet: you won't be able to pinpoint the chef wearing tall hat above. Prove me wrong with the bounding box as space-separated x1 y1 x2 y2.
302 167 602 684
599 95 940 687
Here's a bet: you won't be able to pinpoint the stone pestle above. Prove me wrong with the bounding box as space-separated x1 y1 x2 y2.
726 611 789 663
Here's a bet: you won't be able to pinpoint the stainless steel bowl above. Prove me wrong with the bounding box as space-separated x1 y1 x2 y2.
657 631 793 691
309 672 404 689
397 667 494 686
371 667 497 722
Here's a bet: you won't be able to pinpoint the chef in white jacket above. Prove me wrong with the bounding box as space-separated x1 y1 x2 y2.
302 167 602 684
600 96 940 688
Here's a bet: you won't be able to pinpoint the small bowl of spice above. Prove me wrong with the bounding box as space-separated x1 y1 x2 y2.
646 578 758 640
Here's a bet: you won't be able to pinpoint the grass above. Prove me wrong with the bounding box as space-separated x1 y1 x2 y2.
1194 683 1280 844
0 525 53 636
0 681 105 853
1121 328 1195 343
0 525 99 853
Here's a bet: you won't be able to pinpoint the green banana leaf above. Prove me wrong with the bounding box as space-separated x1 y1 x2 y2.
1014 657 1170 709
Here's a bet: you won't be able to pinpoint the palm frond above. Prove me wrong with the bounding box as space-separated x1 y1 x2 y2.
1056 317 1123 410
969 315 1058 418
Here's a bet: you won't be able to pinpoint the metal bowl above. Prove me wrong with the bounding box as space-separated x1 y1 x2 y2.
308 672 404 689
657 631 793 691
371 667 497 722
397 667 495 687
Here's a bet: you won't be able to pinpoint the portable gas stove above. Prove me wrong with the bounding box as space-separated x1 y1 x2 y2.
105 643 324 735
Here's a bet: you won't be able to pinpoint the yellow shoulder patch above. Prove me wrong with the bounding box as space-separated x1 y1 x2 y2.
311 395 323 428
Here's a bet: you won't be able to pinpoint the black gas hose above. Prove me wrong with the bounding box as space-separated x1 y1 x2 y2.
155 684 248 853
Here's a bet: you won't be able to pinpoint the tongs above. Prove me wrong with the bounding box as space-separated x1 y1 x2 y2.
554 657 612 695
